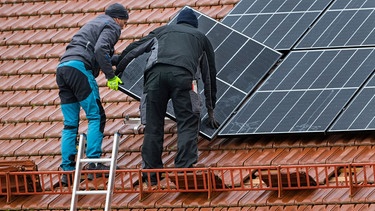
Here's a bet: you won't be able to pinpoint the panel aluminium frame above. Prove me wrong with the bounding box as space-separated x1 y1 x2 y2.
118 7 281 140
222 0 334 50
219 48 375 135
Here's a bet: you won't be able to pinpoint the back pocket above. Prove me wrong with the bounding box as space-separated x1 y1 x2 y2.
189 90 202 114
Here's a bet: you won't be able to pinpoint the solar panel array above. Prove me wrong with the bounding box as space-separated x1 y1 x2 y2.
296 0 375 49
119 0 375 138
118 7 281 139
220 48 375 135
219 0 375 136
222 0 333 50
330 68 375 131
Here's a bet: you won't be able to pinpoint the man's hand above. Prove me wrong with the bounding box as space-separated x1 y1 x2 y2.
107 76 123 91
206 109 220 129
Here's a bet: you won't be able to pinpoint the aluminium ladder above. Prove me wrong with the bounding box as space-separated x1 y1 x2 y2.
70 132 120 211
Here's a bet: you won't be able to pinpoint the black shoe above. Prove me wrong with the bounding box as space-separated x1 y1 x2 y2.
61 174 71 186
132 178 158 189
133 172 165 187
86 163 110 180
62 174 73 187
53 173 72 188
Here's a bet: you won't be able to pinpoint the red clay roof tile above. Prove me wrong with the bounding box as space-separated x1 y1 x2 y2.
3 0 375 210
244 148 285 166
28 89 60 106
149 0 174 8
16 59 53 75
151 8 178 23
127 0 155 10
22 2 48 16
45 43 66 58
19 122 56 139
54 14 81 28
271 148 312 165
353 146 375 163
1 106 31 122
24 105 60 122
21 194 61 209
0 139 24 156
117 151 142 169
76 12 98 27
0 3 19 17
172 0 197 7
30 15 57 29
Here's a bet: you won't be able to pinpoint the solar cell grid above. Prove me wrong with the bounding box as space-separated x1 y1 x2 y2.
222 0 333 50
330 0 375 9
220 48 375 135
296 0 375 49
329 48 375 132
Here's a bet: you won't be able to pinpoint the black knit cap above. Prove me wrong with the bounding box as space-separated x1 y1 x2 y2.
176 8 198 28
105 3 129 20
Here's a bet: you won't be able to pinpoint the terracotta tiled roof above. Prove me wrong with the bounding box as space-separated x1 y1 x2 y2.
1 0 375 210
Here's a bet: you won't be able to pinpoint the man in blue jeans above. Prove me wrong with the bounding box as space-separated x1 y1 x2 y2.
56 3 128 186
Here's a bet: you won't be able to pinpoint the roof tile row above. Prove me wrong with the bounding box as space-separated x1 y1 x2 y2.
0 59 57 75
0 44 64 60
4 0 375 209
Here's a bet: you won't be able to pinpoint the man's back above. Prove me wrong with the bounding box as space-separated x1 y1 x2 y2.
151 23 211 77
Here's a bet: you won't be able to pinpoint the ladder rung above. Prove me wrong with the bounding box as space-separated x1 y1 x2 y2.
80 158 112 163
71 133 120 211
76 190 108 195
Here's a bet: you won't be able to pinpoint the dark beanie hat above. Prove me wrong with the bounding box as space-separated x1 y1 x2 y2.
105 3 129 19
176 8 198 28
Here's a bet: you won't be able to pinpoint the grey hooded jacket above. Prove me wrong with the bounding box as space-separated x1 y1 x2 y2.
60 14 121 79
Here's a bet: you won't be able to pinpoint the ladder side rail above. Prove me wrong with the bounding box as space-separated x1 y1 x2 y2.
104 132 120 211
70 133 87 211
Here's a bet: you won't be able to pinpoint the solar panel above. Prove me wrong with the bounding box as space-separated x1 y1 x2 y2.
219 48 375 135
118 7 281 140
222 0 333 50
296 0 375 49
330 52 375 132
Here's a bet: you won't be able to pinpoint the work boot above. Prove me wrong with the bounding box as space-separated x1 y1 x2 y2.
61 174 72 187
53 173 72 188
133 172 165 187
86 163 110 180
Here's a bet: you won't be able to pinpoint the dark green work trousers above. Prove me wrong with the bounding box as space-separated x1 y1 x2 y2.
142 64 201 184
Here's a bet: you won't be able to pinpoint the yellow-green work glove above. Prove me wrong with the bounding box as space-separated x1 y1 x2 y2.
107 76 123 91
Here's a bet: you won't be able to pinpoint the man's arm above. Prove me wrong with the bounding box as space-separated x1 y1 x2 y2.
115 37 157 75
115 28 161 73
201 37 219 129
94 24 121 79
201 38 217 110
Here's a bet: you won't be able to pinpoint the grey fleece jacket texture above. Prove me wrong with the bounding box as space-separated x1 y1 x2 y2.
60 14 121 79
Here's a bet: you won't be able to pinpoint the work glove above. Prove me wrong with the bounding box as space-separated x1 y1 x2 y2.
206 109 220 129
107 76 123 91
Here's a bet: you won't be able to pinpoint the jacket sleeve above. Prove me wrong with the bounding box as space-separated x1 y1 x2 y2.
115 37 157 75
201 37 217 110
94 23 121 79
115 28 162 74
